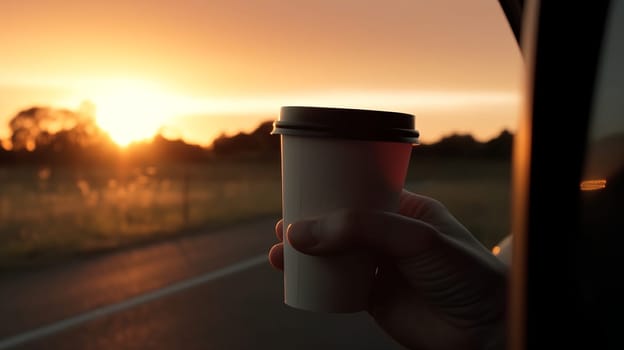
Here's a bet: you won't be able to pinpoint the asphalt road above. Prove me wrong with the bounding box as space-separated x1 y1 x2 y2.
0 217 402 349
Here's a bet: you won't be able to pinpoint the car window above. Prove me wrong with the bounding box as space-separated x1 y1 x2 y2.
583 0 624 183
580 1 624 347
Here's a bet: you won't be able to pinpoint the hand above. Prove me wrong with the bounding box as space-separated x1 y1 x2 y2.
268 189 507 350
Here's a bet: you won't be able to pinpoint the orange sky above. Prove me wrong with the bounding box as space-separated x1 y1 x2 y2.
0 0 523 147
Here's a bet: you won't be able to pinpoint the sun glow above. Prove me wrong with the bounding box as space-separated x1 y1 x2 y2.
64 81 520 147
91 80 193 147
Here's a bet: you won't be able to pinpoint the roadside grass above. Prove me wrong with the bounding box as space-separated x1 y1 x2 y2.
0 157 510 268
0 161 282 268
405 157 511 248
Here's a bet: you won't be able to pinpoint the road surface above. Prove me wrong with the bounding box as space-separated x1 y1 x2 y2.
0 217 402 349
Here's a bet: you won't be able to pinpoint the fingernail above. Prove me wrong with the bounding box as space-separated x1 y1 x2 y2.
287 221 320 249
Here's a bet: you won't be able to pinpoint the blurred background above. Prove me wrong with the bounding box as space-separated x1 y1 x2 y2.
0 0 521 349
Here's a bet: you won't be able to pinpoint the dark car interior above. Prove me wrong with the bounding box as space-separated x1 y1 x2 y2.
498 1 623 349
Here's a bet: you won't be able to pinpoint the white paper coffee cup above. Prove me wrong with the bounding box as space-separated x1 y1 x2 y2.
272 106 419 313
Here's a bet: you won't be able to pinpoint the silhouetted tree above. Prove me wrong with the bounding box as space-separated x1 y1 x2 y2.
1 111 516 166
124 135 211 164
251 121 280 151
9 107 80 150
150 135 209 162
211 121 279 158
483 129 514 159
412 130 514 159
4 105 117 164
413 133 482 158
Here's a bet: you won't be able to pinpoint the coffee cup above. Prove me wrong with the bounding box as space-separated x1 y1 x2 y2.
271 106 419 313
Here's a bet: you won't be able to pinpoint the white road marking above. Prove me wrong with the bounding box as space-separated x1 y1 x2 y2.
0 254 267 349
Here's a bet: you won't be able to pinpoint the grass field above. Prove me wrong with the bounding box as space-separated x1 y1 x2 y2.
405 158 511 249
0 157 510 268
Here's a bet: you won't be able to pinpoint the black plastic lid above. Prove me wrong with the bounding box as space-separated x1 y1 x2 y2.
271 106 419 144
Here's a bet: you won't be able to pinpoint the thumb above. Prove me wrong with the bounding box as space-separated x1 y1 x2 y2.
286 209 443 258
287 210 508 329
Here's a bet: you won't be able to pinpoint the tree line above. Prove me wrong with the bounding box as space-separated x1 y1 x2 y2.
0 105 512 166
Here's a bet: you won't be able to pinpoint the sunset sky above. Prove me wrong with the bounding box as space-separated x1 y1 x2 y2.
0 0 523 147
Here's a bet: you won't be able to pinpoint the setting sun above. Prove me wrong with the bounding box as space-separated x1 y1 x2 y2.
91 80 191 146
0 0 522 146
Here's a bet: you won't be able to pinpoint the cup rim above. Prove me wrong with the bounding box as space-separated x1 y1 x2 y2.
271 106 419 144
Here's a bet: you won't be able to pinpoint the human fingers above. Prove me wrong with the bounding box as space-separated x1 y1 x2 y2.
399 189 448 220
268 242 284 271
275 219 284 242
285 209 442 258
398 190 485 248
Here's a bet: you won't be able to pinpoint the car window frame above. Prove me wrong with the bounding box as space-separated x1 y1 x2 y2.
507 1 613 350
